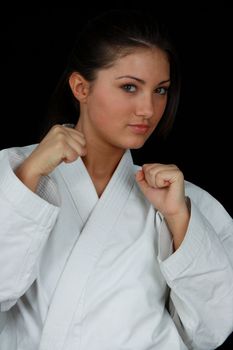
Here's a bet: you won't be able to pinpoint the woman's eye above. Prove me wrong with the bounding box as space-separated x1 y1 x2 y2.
155 87 169 95
122 84 137 93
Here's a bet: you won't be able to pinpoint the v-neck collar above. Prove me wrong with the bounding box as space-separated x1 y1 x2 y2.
57 149 135 227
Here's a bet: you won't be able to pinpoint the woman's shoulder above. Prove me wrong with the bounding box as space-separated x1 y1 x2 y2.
184 179 219 207
184 179 232 224
0 144 37 160
0 144 38 171
4 143 37 155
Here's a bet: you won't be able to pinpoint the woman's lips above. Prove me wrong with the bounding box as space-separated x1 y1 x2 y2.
128 124 150 134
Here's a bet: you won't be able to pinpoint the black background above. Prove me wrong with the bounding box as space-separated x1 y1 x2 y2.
0 3 232 348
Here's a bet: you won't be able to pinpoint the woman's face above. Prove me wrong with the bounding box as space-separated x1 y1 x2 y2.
80 48 170 150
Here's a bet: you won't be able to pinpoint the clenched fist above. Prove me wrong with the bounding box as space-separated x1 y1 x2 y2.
15 124 86 192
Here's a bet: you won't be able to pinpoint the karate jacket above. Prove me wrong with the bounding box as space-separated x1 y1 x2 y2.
0 145 233 350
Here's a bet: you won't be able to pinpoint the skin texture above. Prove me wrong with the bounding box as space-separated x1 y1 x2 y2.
15 47 190 250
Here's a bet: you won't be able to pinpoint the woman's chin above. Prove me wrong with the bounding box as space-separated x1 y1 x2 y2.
123 139 147 150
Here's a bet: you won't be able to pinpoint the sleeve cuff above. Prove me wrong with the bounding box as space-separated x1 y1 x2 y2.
157 199 208 281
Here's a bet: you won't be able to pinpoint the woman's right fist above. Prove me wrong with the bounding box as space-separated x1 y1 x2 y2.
15 124 86 192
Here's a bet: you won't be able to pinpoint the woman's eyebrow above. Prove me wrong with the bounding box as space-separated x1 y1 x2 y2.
116 75 146 84
115 75 170 85
158 79 171 85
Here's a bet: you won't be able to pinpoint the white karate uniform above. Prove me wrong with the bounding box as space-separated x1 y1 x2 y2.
0 145 233 350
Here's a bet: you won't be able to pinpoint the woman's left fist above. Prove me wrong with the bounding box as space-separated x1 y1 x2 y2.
135 163 187 219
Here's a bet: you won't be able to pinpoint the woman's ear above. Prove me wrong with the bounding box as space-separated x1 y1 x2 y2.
68 72 90 103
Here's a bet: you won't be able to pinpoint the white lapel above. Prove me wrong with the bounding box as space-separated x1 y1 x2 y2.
58 156 99 226
39 150 136 350
38 156 99 304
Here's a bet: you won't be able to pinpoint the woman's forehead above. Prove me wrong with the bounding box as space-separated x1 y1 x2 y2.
96 48 170 82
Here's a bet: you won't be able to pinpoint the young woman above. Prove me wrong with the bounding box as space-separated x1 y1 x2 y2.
0 9 232 350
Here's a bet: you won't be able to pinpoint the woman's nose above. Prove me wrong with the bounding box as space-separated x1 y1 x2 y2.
135 94 154 119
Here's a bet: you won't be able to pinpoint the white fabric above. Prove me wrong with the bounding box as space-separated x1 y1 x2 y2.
0 145 233 350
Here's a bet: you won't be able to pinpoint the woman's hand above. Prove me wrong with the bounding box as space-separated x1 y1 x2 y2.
135 164 190 250
15 124 86 192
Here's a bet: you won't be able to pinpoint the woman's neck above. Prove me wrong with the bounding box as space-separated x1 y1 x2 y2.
75 118 125 196
82 146 124 197
82 147 123 179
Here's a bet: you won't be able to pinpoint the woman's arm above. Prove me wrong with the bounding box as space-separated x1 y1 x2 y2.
0 148 60 311
157 196 233 349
